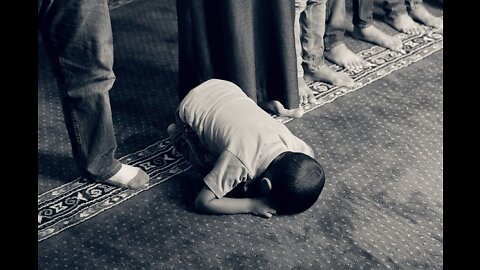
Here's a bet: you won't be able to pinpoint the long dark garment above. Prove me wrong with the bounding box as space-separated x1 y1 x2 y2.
176 0 300 109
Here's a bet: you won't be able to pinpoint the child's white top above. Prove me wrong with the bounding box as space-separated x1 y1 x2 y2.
179 79 314 198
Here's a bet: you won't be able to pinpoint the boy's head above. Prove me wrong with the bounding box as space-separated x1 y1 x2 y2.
263 151 325 214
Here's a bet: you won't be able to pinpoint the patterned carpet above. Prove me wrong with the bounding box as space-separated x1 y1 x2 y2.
38 0 443 269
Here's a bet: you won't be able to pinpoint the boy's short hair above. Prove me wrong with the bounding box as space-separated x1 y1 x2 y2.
266 151 325 214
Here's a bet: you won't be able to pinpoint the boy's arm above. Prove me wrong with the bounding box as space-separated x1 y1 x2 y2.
194 185 276 218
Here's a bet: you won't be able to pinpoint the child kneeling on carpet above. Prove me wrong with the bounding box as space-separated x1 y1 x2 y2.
167 79 325 218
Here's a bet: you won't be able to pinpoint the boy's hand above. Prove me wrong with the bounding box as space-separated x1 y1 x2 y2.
250 198 277 219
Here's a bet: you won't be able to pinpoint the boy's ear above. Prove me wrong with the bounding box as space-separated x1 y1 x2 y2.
261 177 273 192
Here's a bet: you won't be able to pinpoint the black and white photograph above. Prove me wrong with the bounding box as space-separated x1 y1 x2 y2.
38 0 443 268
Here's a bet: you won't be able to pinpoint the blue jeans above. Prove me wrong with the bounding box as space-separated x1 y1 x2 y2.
294 0 327 76
38 0 121 181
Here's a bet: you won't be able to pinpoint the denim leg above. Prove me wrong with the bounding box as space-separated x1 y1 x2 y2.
294 0 307 78
38 0 121 181
383 0 408 20
301 0 327 72
324 0 346 50
353 0 374 29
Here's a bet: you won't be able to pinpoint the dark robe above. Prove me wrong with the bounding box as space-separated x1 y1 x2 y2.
176 0 299 109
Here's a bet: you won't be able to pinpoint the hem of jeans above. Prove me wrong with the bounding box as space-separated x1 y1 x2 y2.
96 161 123 181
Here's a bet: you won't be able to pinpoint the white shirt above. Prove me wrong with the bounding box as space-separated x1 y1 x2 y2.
179 79 314 198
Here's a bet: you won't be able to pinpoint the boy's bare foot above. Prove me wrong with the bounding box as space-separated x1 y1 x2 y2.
353 25 403 52
102 164 150 189
384 13 423 35
409 4 443 30
259 100 305 118
298 77 317 105
324 43 371 70
305 65 355 88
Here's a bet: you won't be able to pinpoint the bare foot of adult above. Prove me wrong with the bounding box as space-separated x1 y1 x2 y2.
409 4 443 30
324 43 371 70
384 13 423 35
298 77 317 106
304 65 355 88
259 100 305 118
353 25 403 52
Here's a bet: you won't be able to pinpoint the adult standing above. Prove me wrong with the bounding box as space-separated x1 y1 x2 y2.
176 0 305 117
38 0 149 189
